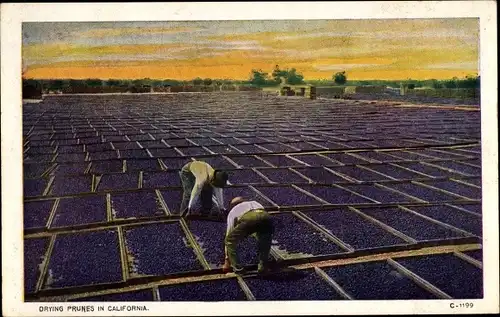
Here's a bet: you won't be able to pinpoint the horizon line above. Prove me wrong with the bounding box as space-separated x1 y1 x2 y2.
23 75 479 82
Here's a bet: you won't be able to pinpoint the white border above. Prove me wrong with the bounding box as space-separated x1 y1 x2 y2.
2 2 498 316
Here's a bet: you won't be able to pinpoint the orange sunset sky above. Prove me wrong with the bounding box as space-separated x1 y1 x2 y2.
22 19 479 81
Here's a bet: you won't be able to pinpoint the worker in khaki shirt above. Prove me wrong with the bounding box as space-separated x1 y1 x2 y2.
222 197 274 274
179 160 228 217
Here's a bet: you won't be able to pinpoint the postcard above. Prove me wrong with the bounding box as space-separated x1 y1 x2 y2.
1 2 498 316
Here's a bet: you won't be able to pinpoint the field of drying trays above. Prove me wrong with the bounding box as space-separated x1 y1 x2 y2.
23 92 482 301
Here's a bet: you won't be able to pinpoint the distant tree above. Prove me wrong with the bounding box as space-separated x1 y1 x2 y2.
443 77 459 88
286 68 305 85
106 79 121 87
151 80 164 87
333 71 347 85
85 78 103 87
161 79 181 87
250 69 269 86
193 77 203 86
269 65 306 85
430 79 443 89
462 74 480 88
272 65 288 83
118 80 131 87
203 78 213 86
68 79 85 89
50 80 65 91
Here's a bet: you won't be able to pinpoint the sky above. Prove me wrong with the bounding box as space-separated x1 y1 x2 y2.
22 19 479 81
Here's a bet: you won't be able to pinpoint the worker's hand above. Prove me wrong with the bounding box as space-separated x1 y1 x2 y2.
217 209 227 220
222 258 231 273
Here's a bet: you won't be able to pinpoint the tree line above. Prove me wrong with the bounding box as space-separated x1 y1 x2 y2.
22 77 249 91
307 74 480 89
23 67 480 95
249 67 479 89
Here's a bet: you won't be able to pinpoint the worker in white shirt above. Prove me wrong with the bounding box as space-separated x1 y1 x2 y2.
179 160 228 217
222 197 274 274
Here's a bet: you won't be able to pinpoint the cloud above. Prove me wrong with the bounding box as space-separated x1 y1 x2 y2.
426 61 478 70
28 53 189 66
22 43 195 62
274 31 355 40
314 64 386 71
77 26 199 38
202 40 266 51
203 31 284 42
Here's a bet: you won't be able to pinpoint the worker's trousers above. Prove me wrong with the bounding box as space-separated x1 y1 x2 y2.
179 169 214 216
225 210 274 269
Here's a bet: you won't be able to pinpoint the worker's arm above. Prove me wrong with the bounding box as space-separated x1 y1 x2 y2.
213 187 225 211
226 215 236 237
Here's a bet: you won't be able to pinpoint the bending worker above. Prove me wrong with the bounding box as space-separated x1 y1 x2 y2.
223 197 274 274
179 160 228 217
